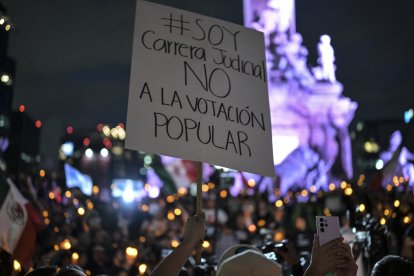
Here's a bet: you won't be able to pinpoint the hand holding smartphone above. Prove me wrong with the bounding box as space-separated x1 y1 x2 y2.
316 216 341 246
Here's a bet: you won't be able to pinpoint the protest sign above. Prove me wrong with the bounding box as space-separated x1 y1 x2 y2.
126 0 274 176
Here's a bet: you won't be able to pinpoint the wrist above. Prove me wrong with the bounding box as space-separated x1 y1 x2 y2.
304 264 320 276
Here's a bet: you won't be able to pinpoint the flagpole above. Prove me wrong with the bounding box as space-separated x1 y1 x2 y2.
195 161 203 263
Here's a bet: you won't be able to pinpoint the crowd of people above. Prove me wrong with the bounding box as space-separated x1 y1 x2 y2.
1 167 414 276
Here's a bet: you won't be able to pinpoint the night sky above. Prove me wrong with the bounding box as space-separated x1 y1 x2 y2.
7 0 414 156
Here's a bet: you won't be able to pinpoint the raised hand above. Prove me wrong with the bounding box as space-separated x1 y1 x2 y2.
183 212 206 249
304 235 350 276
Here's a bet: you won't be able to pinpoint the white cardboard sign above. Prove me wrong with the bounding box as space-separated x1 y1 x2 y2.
126 0 274 176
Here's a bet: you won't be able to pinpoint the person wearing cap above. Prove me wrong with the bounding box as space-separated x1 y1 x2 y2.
216 244 283 276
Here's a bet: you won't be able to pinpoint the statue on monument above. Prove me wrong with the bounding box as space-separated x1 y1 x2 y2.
242 0 357 195
313 34 337 83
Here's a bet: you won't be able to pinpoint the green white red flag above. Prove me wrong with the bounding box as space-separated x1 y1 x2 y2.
0 172 28 253
0 171 38 268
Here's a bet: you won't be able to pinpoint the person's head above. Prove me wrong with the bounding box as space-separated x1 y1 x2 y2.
25 265 86 276
295 216 307 231
216 244 282 276
25 266 58 276
57 265 87 276
91 245 106 264
272 208 284 222
371 255 414 276
83 211 102 232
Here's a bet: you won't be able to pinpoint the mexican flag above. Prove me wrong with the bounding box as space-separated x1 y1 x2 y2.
0 171 37 268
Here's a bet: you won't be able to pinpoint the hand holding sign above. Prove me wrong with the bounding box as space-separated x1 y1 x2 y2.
126 0 274 265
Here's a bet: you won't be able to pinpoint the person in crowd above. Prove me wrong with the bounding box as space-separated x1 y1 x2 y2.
215 235 357 276
151 212 357 276
2 167 411 275
25 265 87 276
370 255 414 276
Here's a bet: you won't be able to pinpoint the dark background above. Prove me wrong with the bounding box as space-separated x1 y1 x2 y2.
7 0 414 156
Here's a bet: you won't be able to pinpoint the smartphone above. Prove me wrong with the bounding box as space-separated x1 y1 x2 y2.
316 216 341 246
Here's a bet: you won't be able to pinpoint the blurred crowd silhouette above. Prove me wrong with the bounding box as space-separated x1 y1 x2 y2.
0 168 413 276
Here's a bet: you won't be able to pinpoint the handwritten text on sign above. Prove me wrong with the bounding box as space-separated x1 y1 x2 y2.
126 1 274 176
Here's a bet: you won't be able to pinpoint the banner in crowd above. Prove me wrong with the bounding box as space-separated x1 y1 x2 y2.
126 0 274 176
64 164 93 196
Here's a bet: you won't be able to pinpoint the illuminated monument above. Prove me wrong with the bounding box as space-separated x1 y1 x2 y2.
242 0 358 195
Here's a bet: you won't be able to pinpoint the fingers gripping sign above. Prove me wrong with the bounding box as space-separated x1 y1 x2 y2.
183 212 206 249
